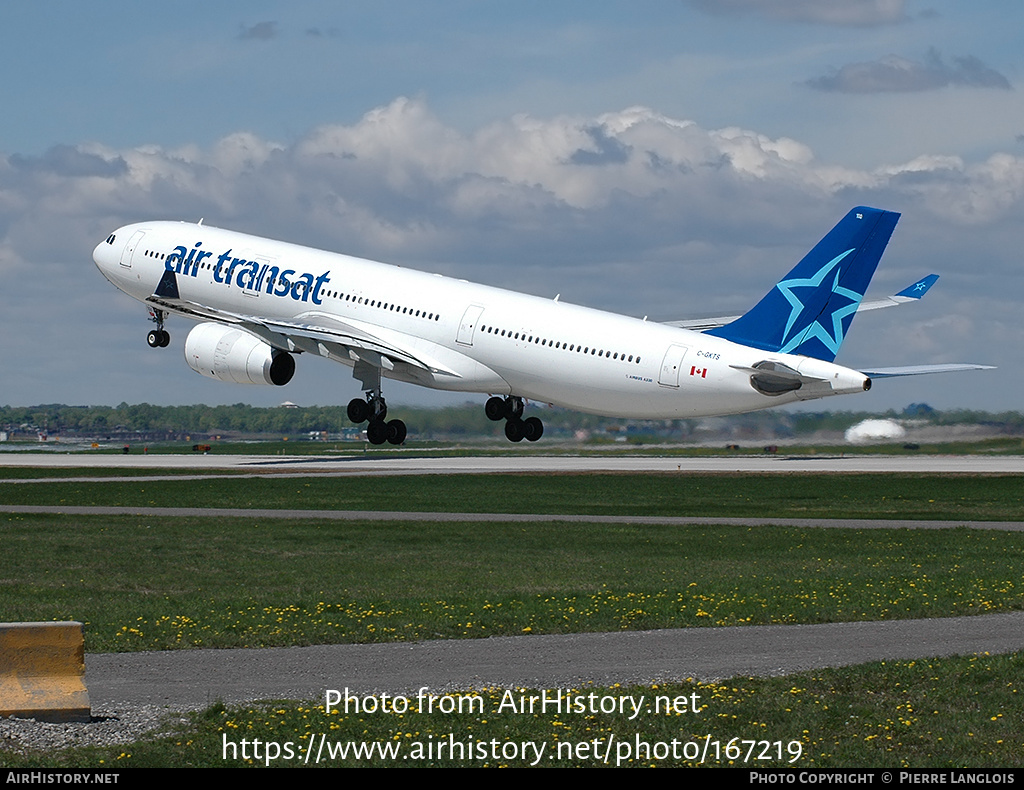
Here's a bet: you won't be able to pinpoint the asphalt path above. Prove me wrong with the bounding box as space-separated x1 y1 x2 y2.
87 612 1024 707
2 504 1023 532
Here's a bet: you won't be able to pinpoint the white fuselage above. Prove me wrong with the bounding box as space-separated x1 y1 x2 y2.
93 221 869 418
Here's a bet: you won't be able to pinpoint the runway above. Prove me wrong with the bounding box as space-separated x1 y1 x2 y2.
2 451 1024 474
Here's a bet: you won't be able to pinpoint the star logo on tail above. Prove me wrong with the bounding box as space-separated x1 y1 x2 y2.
775 249 861 356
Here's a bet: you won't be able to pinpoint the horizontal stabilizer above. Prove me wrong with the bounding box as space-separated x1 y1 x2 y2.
861 363 996 378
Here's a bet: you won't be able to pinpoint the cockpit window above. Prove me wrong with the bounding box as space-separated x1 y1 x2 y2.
106 234 116 244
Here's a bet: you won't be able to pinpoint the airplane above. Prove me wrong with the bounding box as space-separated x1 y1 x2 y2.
93 206 992 444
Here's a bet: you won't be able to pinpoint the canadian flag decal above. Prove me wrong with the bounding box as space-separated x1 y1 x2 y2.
690 366 707 378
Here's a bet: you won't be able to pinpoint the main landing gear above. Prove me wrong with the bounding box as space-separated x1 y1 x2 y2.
146 309 170 348
485 396 543 442
348 360 407 446
347 392 406 446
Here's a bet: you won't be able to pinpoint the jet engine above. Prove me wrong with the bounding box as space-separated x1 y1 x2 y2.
184 322 295 386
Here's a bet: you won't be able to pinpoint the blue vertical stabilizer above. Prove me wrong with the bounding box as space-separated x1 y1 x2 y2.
706 206 900 361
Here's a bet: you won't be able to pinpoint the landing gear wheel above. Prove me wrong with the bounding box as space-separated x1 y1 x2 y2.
347 398 369 424
485 396 506 422
354 365 393 444
523 416 544 442
505 418 525 443
366 419 388 445
386 419 407 445
147 309 169 348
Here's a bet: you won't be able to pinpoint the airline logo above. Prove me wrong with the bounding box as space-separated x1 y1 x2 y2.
165 241 331 304
775 249 860 357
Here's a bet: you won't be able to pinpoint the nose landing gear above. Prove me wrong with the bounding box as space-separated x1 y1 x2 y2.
146 309 170 347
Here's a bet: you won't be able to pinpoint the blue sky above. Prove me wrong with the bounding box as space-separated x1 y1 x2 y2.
1 1 1021 413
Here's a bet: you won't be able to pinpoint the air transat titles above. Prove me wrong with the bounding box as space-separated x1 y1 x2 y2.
166 241 331 304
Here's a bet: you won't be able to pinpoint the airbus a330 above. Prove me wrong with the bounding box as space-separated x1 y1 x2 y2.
93 206 991 443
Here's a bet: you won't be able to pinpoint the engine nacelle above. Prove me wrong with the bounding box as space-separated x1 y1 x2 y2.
184 322 295 386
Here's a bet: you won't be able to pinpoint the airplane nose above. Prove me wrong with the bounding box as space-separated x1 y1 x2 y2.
93 234 117 276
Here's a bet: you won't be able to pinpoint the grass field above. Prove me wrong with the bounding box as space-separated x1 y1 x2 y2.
4 654 1021 768
3 513 1023 651
1 466 1022 768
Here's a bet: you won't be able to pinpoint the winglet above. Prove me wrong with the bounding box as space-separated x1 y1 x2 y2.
154 268 180 300
894 274 938 300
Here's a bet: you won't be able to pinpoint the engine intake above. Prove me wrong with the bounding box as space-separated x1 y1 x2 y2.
184 322 295 386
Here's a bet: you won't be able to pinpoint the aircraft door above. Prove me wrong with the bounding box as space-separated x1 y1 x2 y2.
119 231 146 268
658 344 690 387
241 254 272 299
456 304 485 346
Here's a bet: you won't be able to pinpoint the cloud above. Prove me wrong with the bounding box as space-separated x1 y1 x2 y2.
568 125 632 166
238 21 278 41
806 49 1012 93
1 95 1020 330
686 0 908 27
6 98 1023 267
0 97 1019 407
7 145 128 178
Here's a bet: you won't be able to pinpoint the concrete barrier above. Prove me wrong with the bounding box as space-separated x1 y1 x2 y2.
0 622 90 722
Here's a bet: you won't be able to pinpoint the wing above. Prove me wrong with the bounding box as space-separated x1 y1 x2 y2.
664 274 939 331
146 269 463 378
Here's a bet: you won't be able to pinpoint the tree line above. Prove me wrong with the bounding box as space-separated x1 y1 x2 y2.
2 402 1021 440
